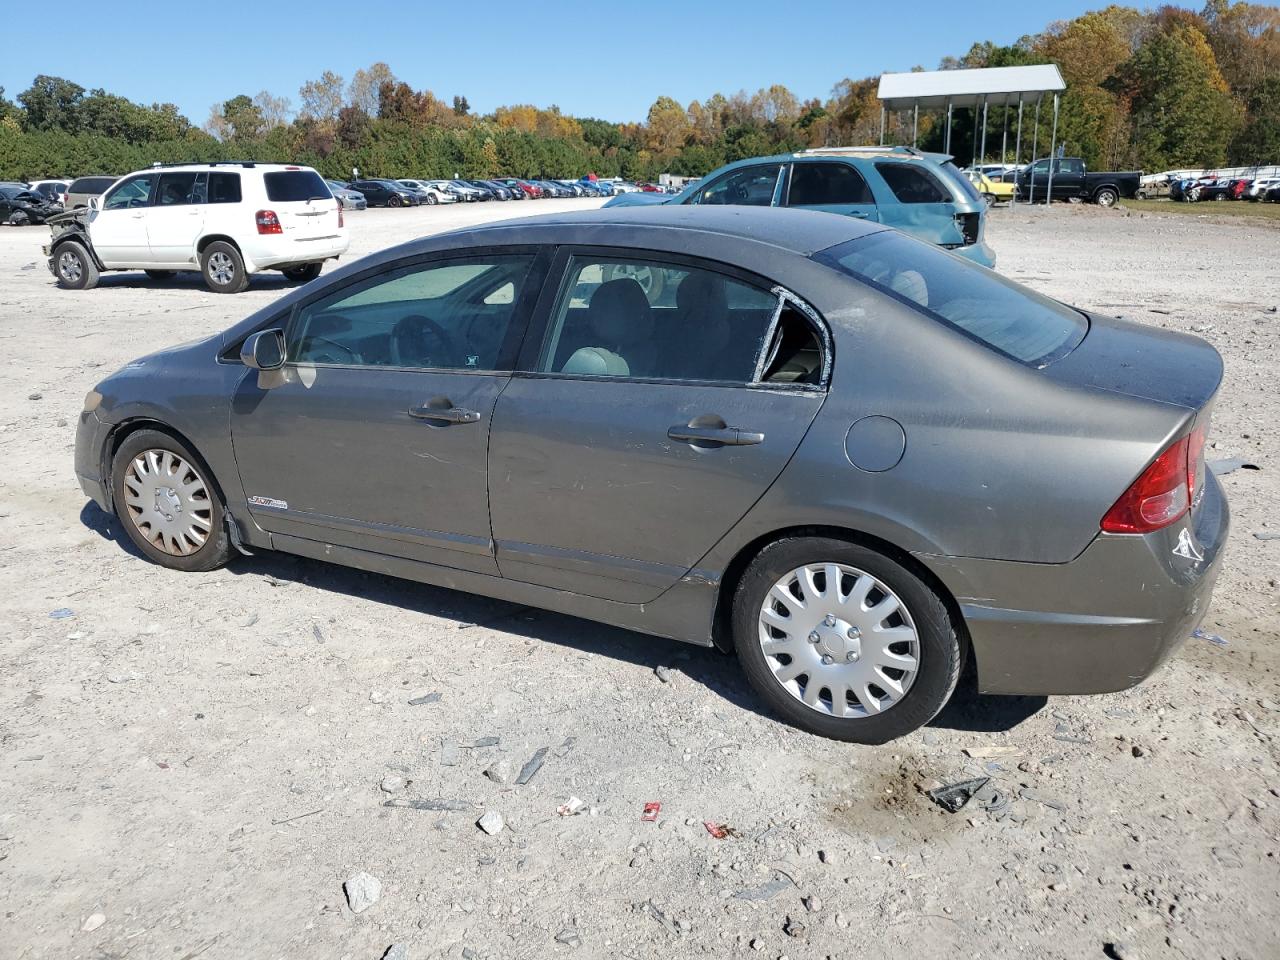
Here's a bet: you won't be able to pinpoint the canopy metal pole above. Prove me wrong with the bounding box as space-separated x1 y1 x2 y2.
979 96 989 166
1029 97 1041 203
879 106 885 146
912 102 919 148
1045 92 1059 206
1012 96 1023 207
944 99 953 155
1000 98 1009 163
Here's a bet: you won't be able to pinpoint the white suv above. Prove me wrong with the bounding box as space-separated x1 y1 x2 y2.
45 162 349 293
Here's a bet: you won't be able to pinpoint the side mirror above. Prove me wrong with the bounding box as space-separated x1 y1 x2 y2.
88 196 100 211
241 329 285 371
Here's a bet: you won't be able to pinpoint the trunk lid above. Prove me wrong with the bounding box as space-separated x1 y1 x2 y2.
1041 312 1223 412
262 170 341 241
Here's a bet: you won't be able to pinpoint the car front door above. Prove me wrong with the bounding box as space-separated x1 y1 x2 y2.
1053 158 1085 199
487 249 828 603
229 249 548 575
783 160 879 222
92 173 157 265
146 172 205 265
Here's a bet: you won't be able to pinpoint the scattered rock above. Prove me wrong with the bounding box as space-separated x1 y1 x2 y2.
382 945 408 960
554 928 582 948
407 691 441 705
1104 942 1135 960
734 876 791 901
484 759 512 784
81 913 106 933
654 665 673 683
1131 745 1145 758
28 392 42 400
369 690 388 704
477 810 505 835
380 775 405 794
802 894 822 912
517 746 549 784
783 915 805 938
343 871 382 913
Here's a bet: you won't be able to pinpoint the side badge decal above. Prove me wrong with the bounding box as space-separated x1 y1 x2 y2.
248 495 288 510
1172 528 1204 562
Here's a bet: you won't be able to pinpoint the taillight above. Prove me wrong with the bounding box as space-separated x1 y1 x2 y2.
337 202 344 228
955 212 979 245
1101 435 1192 533
1187 416 1208 503
255 210 281 235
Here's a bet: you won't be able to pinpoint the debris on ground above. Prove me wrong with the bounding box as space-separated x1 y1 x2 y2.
962 746 1019 759
639 900 679 937
783 915 806 938
654 665 673 683
1253 530 1280 541
439 741 462 767
1020 787 1066 811
1193 626 1228 646
927 777 991 813
343 872 382 913
382 944 408 960
703 821 740 839
483 759 512 784
1208 458 1260 475
476 810 505 835
553 928 582 948
734 875 792 901
407 691 441 706
80 913 106 933
384 798 472 812
516 746 549 784
641 802 661 822
48 608 74 619
557 797 585 817
462 736 499 749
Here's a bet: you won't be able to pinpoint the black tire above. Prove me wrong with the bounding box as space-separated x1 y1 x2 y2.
7 210 29 226
282 262 323 284
54 240 99 290
110 429 233 573
388 195 402 208
145 269 175 281
732 537 961 743
200 240 249 294
426 194 437 205
1094 187 1118 208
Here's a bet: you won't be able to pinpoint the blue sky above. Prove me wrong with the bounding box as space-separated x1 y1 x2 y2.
3 0 1099 125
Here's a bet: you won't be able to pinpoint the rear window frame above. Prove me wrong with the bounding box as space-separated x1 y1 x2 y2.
814 231 1088 368
263 169 332 203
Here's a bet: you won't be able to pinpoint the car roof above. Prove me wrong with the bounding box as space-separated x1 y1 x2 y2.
447 204 883 256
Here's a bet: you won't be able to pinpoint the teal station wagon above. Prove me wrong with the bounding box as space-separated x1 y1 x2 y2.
606 146 995 267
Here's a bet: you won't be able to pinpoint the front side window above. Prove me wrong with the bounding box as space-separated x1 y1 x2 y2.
103 174 155 210
874 162 948 204
287 255 536 370
787 162 873 206
691 164 782 207
815 231 1086 366
538 255 797 383
156 172 198 206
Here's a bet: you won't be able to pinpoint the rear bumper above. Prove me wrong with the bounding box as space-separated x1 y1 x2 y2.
245 234 350 271
952 240 996 269
918 472 1229 695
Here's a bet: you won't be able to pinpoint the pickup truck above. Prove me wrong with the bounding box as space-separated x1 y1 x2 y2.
1014 157 1141 207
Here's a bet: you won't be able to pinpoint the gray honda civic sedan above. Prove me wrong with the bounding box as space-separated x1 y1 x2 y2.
74 206 1228 742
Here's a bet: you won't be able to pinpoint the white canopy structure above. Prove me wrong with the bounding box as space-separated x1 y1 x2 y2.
877 65 1067 204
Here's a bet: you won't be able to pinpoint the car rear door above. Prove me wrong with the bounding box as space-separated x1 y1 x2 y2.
783 160 879 222
261 169 342 246
145 172 205 264
91 173 156 265
229 248 549 574
487 248 828 603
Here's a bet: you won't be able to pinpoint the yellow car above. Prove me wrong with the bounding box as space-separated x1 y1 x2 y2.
966 170 1016 204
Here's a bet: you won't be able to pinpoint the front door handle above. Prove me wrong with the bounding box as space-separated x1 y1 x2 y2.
667 424 765 446
409 402 480 424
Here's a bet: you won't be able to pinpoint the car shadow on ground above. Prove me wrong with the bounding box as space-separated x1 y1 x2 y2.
79 501 1045 736
92 272 296 293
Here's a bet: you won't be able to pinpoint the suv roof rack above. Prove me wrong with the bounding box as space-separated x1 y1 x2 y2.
148 160 259 169
796 145 927 158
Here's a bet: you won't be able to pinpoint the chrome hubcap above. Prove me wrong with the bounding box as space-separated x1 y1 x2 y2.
208 252 235 285
758 563 919 718
123 449 213 556
58 251 82 282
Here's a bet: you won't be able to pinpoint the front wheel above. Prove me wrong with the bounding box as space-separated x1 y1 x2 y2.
426 194 437 205
110 429 232 572
1094 187 1118 208
732 537 961 743
282 263 323 284
387 195 402 208
7 210 29 226
200 241 249 293
55 241 99 290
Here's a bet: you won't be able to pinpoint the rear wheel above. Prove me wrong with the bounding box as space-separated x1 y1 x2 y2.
110 429 232 572
1095 187 1118 208
200 241 248 294
426 194 437 205
732 537 961 743
145 269 175 281
55 241 99 290
283 262 323 284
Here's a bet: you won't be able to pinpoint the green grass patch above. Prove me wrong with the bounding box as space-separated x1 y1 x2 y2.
1120 198 1280 220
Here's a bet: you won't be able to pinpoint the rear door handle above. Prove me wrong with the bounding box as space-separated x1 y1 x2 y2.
667 425 764 446
409 403 480 424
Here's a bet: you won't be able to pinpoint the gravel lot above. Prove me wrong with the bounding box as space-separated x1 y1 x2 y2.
1 198 1277 960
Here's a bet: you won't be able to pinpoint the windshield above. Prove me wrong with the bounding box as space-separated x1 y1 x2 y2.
264 170 331 202
815 231 1087 366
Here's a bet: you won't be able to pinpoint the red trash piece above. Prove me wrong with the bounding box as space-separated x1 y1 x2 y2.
641 802 661 822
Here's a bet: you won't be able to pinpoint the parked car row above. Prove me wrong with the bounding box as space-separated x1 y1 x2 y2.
326 176 617 208
1152 173 1280 202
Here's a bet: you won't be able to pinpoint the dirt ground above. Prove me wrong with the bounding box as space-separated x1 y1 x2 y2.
1 197 1277 960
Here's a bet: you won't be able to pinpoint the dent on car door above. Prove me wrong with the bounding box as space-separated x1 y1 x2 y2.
487 250 829 603
228 249 548 574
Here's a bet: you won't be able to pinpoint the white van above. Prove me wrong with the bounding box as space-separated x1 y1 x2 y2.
45 162 349 293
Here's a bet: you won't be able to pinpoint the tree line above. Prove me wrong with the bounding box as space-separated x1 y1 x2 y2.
1 2 1276 183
